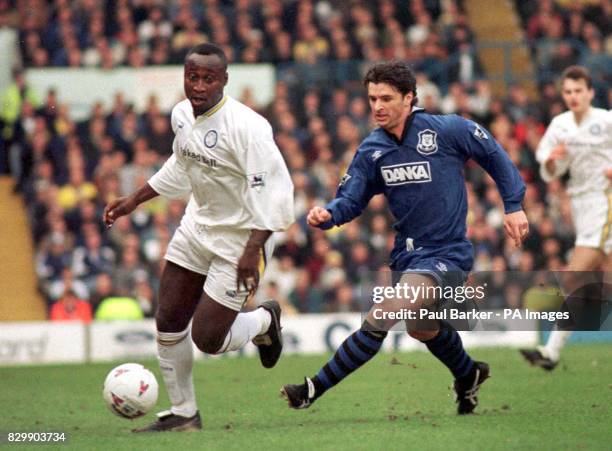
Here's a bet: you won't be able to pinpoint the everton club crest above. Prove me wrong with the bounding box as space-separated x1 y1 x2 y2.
416 129 438 155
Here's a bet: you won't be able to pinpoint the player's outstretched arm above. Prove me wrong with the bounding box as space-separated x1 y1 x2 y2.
503 210 529 248
103 183 159 227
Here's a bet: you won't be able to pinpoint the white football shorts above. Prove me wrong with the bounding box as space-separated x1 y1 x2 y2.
571 190 612 254
164 214 274 311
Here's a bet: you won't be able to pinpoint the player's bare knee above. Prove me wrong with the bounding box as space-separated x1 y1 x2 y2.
191 327 224 354
408 329 438 341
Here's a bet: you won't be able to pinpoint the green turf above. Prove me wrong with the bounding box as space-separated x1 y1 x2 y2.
1 344 611 451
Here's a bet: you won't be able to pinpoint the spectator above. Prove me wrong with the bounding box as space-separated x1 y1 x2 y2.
95 295 144 320
1 69 40 173
289 269 324 313
57 165 97 211
49 289 92 323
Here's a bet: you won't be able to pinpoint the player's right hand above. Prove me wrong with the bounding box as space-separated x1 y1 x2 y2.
307 206 332 227
103 197 137 228
548 143 567 162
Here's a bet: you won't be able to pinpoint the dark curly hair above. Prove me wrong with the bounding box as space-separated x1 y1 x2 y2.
363 61 418 106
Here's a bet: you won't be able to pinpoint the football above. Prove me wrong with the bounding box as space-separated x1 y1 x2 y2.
102 363 159 419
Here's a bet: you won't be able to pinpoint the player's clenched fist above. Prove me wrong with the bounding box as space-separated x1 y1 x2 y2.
307 206 332 227
103 197 137 227
548 143 567 161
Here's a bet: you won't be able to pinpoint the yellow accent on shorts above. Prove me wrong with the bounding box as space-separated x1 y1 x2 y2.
600 189 612 250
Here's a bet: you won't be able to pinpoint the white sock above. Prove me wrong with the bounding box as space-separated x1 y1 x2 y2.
157 327 198 417
539 327 572 362
217 309 271 353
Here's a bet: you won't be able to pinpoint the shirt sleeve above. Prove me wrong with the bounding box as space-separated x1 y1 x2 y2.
238 121 295 231
147 142 192 199
453 116 525 213
322 148 380 229
147 108 192 199
535 120 570 182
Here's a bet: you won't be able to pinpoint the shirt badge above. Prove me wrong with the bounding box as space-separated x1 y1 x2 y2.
204 130 218 148
247 172 266 192
416 129 438 155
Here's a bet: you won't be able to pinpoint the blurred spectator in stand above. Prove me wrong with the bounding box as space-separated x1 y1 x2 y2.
47 267 89 304
138 6 172 49
1 69 40 174
49 289 92 323
57 165 97 211
448 42 482 87
89 273 116 312
95 295 144 320
71 228 115 287
171 17 208 62
289 269 324 313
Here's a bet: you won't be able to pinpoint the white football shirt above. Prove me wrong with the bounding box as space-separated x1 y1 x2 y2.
536 107 611 196
148 96 294 231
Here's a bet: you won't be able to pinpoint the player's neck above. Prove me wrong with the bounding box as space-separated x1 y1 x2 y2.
572 106 591 125
193 93 226 118
386 111 412 141
387 123 405 141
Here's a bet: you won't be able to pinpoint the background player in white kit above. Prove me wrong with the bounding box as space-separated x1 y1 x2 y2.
103 43 294 430
520 66 612 370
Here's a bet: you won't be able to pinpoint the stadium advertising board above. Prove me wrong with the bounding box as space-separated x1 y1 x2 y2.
0 314 537 365
0 322 85 365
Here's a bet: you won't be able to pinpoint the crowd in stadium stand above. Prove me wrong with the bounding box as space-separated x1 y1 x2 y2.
514 0 611 103
0 0 610 319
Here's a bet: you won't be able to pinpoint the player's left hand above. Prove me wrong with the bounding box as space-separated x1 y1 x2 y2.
605 168 612 180
504 210 529 248
237 244 261 293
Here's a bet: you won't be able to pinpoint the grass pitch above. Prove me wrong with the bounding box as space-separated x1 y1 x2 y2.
1 344 611 450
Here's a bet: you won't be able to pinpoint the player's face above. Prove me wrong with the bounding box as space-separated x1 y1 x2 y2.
367 82 413 134
561 78 594 116
184 53 228 117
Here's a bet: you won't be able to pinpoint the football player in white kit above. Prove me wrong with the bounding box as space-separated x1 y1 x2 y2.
103 44 294 430
520 66 611 370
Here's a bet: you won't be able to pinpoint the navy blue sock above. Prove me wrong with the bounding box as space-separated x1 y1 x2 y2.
423 323 474 379
312 327 387 398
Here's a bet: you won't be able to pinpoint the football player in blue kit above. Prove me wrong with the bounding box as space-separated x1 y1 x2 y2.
281 61 529 414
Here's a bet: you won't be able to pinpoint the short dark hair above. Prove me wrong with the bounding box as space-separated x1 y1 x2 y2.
363 61 418 106
185 43 228 69
561 65 592 89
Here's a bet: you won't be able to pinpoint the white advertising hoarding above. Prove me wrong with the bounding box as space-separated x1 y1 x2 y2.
0 313 539 366
0 322 85 365
89 319 157 362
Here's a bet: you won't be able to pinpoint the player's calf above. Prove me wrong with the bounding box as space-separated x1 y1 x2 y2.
418 321 476 381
